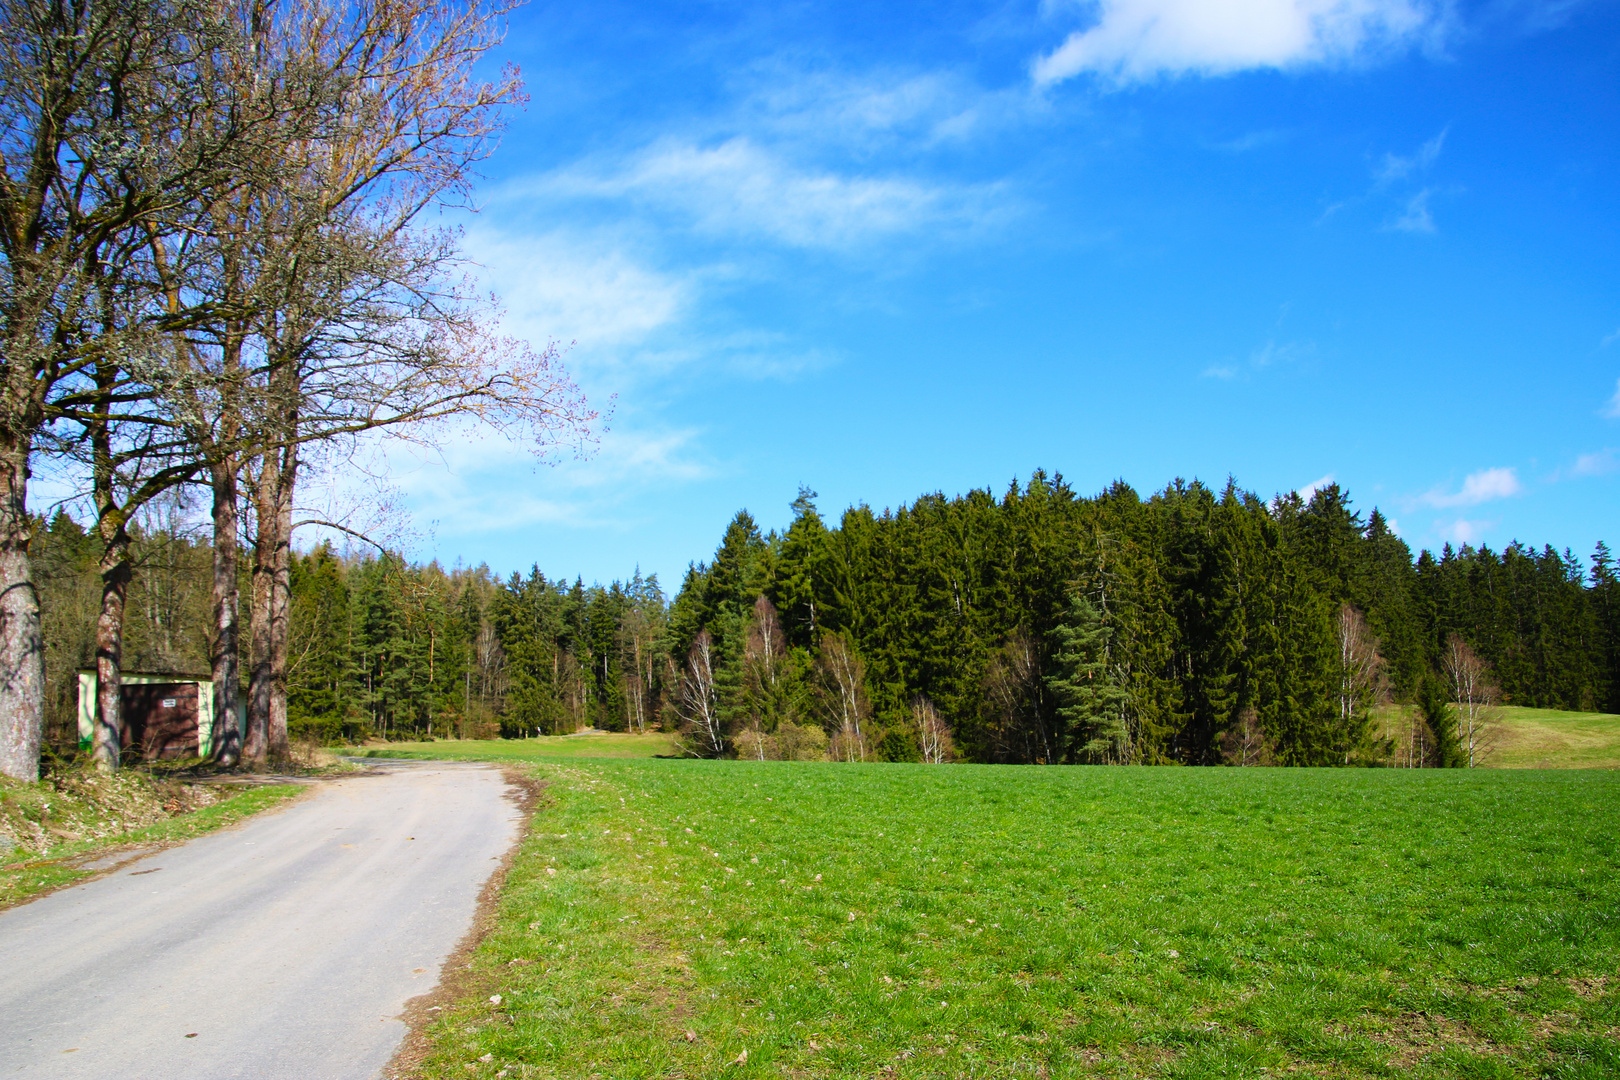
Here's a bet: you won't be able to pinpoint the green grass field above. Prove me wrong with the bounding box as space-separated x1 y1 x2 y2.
416 759 1620 1080
359 730 679 762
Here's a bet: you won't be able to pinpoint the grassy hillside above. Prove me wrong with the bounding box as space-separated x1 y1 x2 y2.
416 760 1620 1080
1489 708 1620 769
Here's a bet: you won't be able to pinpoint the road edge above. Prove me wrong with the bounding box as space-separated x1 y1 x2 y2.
0 781 312 913
384 766 549 1080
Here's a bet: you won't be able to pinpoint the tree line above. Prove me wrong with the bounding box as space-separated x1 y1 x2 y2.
33 471 1613 769
657 474 1618 766
0 0 593 781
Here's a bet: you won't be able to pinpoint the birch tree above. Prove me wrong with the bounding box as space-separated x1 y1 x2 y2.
914 696 953 764
677 629 724 758
817 631 869 762
1334 603 1382 764
1443 634 1498 768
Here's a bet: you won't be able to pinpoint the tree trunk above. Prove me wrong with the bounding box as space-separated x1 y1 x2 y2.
0 439 42 781
92 532 132 770
249 443 296 761
212 456 244 766
248 455 275 761
90 387 131 772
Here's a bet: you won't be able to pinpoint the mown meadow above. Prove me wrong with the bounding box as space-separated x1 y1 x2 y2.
409 758 1620 1080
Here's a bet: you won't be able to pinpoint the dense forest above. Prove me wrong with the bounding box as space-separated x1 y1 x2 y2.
33 472 1620 766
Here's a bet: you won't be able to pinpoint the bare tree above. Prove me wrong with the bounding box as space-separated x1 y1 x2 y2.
817 631 869 762
1335 603 1382 764
617 574 663 734
1218 707 1274 766
676 629 724 758
132 0 590 765
1444 634 1499 768
0 0 292 779
914 696 953 764
982 627 1052 764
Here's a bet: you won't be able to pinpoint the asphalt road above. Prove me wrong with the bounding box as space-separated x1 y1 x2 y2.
0 760 522 1079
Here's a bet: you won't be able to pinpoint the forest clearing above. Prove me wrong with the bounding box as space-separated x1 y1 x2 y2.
373 725 1620 1080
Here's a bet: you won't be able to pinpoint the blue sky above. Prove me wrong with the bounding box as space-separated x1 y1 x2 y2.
380 0 1619 589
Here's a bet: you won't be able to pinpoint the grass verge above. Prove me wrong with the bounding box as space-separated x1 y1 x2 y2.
0 777 305 910
408 760 1620 1080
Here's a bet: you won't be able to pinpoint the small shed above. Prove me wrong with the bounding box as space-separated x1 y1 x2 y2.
76 671 243 760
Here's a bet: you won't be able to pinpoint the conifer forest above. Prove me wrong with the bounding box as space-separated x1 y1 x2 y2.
33 471 1620 767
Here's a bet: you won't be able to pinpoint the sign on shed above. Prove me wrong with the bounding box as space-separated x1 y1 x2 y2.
76 672 243 760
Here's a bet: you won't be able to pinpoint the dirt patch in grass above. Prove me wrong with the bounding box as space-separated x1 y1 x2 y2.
1345 1011 1506 1070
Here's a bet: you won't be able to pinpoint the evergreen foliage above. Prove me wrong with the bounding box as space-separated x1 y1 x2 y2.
24 470 1616 763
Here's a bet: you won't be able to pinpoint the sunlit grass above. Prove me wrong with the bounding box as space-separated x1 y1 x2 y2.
357 731 679 762
1487 708 1620 770
420 760 1620 1079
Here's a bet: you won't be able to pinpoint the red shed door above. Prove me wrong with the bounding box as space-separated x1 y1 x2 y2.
120 683 200 760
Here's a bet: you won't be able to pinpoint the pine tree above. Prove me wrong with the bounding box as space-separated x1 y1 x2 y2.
1046 589 1129 762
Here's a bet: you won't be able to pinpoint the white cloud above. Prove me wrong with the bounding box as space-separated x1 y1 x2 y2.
737 66 1017 150
462 227 690 352
1417 467 1523 508
352 421 716 550
1604 377 1620 418
1296 472 1336 501
1211 128 1289 153
1438 518 1494 546
1572 448 1618 477
535 138 1010 251
1033 0 1443 87
1600 328 1620 348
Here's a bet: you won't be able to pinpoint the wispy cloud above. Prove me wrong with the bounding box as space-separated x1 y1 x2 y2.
1202 337 1313 379
1601 328 1620 348
463 227 691 353
733 64 1027 150
1604 377 1620 418
1388 188 1436 233
1210 129 1289 153
1572 448 1619 477
533 138 1013 252
370 420 716 546
1372 129 1449 232
1032 0 1445 87
1415 467 1523 508
1374 128 1448 185
1438 518 1496 546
